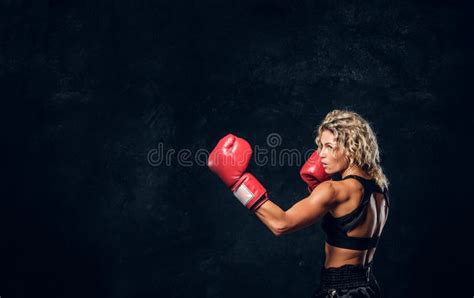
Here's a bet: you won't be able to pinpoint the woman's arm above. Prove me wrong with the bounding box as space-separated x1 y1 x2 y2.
254 181 338 236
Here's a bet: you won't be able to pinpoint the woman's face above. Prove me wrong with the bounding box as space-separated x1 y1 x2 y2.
319 130 349 175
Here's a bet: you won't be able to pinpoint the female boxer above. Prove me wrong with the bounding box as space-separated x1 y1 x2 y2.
208 109 389 298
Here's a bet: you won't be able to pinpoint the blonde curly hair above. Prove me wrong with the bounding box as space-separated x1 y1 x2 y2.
315 109 389 191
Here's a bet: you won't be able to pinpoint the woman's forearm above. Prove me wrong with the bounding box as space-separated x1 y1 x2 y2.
254 200 288 236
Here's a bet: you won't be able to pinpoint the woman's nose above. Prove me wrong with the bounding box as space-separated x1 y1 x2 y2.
319 147 326 157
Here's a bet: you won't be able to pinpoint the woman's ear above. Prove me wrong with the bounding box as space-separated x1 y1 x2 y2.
345 156 354 169
343 153 351 164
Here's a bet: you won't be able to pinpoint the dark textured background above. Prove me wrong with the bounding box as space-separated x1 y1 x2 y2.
2 0 472 297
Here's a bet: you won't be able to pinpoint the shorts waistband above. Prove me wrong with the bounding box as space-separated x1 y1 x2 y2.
320 263 376 290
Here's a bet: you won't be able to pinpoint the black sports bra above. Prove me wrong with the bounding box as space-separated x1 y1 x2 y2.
321 175 389 250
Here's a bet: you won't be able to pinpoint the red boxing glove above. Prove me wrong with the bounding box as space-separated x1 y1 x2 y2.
300 150 331 192
231 173 269 210
207 134 252 187
208 134 269 211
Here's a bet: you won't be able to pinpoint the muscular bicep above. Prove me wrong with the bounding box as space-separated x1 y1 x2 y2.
283 182 337 233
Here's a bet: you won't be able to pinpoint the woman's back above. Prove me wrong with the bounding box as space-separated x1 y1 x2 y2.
324 175 389 268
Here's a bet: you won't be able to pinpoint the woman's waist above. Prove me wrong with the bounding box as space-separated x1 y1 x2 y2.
324 243 372 268
319 262 377 290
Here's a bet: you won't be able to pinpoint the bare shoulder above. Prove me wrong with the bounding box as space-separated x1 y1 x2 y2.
313 181 337 196
329 179 364 203
309 181 338 207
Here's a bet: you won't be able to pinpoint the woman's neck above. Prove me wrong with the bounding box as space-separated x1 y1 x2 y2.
341 165 371 180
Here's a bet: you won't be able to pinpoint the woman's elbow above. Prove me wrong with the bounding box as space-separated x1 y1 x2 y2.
271 229 283 237
272 222 289 237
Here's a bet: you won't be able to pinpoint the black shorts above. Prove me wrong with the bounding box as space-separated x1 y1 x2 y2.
311 263 381 298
